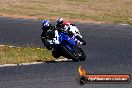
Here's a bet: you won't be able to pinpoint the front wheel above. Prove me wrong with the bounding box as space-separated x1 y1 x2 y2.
61 43 80 62
78 48 86 61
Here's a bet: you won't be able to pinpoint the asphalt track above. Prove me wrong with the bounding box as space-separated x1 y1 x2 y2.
0 17 132 88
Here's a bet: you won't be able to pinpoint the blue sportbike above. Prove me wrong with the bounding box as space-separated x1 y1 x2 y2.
51 32 86 62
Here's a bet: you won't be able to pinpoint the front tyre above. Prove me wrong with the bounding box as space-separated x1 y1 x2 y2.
61 44 80 62
78 47 86 61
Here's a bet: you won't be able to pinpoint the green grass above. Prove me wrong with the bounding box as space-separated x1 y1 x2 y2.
0 45 54 64
0 0 132 24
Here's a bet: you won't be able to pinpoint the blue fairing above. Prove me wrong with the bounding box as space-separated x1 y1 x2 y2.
58 32 76 46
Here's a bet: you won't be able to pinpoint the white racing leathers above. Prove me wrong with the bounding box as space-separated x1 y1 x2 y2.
65 24 83 45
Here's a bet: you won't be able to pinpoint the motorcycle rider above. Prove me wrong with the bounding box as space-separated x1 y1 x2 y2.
55 18 86 45
41 19 75 46
56 18 75 32
41 20 56 50
41 19 86 51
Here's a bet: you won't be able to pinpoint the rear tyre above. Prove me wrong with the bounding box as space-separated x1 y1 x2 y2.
52 49 60 58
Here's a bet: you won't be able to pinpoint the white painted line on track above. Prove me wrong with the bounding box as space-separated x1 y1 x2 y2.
119 24 129 26
0 58 73 67
8 46 15 48
0 45 15 47
0 64 17 67
19 62 43 65
0 62 43 68
0 45 5 47
54 58 72 62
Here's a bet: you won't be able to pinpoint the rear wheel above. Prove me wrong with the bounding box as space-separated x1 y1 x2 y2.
52 49 60 58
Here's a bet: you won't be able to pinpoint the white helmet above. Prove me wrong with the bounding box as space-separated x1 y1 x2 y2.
57 18 63 24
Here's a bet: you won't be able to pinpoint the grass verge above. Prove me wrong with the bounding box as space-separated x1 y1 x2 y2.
0 0 132 24
0 45 55 64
